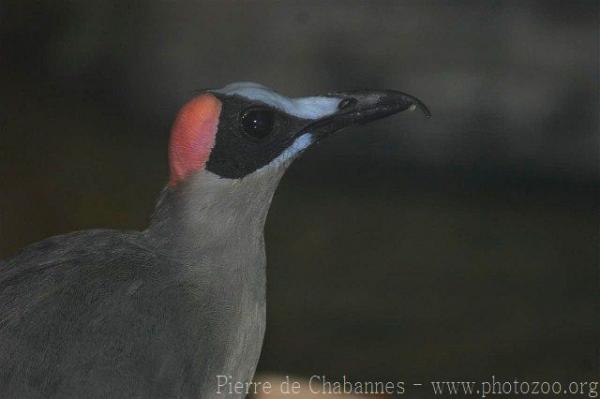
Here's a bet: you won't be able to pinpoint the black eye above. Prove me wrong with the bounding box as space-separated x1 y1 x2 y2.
241 107 274 139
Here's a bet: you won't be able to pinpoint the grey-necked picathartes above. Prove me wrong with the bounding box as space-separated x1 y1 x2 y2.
0 82 429 399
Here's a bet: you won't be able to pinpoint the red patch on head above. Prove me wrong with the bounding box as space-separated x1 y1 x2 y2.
168 94 222 186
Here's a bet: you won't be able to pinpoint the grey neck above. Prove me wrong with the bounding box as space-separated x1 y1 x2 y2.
145 168 285 263
143 168 286 396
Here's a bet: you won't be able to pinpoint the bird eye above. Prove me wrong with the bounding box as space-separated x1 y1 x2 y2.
241 107 274 139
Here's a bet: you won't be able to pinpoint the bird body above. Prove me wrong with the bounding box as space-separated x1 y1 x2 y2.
0 82 428 398
0 169 278 399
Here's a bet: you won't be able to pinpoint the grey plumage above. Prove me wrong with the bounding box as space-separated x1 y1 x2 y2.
0 168 280 399
0 83 427 398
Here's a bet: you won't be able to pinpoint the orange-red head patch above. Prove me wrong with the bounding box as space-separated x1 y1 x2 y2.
168 94 222 186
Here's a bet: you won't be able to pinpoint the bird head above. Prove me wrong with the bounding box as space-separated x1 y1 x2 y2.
152 82 428 247
168 82 429 186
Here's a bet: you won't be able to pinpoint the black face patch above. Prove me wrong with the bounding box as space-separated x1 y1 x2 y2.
206 94 310 179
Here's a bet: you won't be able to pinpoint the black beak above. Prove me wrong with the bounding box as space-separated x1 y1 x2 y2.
303 89 430 140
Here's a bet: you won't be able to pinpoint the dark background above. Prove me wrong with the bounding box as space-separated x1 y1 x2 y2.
1 0 598 395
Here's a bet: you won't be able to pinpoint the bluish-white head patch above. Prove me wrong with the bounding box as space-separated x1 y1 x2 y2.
216 82 342 120
256 133 314 173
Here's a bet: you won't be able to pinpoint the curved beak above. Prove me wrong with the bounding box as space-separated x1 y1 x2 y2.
302 89 430 140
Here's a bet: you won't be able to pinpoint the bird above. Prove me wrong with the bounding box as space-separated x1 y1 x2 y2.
0 82 429 399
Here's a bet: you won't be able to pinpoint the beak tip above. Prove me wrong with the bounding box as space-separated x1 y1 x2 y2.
411 99 431 119
393 91 431 119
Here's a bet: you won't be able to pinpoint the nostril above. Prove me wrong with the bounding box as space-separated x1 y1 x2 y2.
338 97 357 110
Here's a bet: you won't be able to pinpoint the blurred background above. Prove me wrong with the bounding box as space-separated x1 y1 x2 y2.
0 1 598 397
